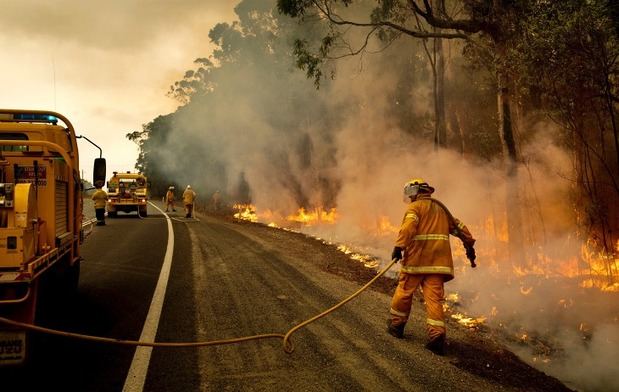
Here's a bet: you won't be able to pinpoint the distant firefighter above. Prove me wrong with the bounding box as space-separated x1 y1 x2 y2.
91 181 108 226
183 185 197 218
387 178 476 356
165 186 176 212
211 190 221 212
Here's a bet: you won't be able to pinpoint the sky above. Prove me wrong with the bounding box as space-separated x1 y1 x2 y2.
0 0 236 182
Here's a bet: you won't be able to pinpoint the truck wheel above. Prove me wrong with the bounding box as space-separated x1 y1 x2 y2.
139 207 148 217
108 211 117 218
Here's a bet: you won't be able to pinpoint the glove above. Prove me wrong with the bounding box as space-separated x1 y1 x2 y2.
391 246 403 262
465 245 476 268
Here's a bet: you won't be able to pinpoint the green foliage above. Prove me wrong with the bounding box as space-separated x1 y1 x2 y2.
505 0 619 252
293 39 324 87
509 0 619 149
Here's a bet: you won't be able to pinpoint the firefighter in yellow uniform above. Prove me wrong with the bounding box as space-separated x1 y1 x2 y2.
91 181 108 226
165 186 176 212
182 185 197 218
388 178 476 355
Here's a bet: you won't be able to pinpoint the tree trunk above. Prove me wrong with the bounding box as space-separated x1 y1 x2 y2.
448 107 465 155
435 36 447 148
434 0 447 148
497 70 525 267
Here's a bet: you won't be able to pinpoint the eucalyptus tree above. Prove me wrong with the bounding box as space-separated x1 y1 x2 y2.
510 0 619 280
134 0 345 208
278 0 529 263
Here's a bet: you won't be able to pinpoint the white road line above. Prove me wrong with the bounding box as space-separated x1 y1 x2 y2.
123 201 175 392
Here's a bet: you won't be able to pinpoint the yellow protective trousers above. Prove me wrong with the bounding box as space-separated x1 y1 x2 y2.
390 273 446 340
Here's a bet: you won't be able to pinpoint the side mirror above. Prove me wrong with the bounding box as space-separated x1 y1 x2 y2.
93 158 106 187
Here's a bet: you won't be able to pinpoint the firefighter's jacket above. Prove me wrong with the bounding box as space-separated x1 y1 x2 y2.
166 190 175 202
182 189 196 205
91 189 108 209
395 194 475 282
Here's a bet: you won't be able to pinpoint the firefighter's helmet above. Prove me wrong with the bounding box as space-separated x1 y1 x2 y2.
403 178 434 202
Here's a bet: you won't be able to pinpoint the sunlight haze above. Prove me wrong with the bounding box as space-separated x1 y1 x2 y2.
0 0 236 182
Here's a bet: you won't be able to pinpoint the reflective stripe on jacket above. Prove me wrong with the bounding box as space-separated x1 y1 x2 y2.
395 194 475 281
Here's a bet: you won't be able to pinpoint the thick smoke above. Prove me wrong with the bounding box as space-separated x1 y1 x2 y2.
147 3 618 390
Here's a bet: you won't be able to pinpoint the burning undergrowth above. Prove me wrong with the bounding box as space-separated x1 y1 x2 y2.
142 4 618 389
230 195 619 391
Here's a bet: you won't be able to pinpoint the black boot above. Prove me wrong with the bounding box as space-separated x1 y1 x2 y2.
425 334 446 356
386 320 405 339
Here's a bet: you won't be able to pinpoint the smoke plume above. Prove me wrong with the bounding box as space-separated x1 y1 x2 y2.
144 2 618 390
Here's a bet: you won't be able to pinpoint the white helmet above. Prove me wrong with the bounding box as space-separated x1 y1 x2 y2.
186 185 191 189
403 178 434 202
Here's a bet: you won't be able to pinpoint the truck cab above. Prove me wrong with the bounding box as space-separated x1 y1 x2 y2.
106 171 148 217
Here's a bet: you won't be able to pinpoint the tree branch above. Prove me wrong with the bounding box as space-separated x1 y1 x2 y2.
312 0 468 39
407 0 486 34
327 26 398 59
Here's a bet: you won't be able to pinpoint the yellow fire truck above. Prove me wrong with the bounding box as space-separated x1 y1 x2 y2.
106 171 148 217
0 109 105 365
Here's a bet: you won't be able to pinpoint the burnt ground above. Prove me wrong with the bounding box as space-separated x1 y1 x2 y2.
209 211 572 392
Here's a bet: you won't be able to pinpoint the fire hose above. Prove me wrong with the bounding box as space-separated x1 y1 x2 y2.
0 259 398 354
1 199 477 352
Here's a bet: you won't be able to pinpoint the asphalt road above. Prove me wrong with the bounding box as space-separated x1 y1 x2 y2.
1 202 169 391
0 201 570 392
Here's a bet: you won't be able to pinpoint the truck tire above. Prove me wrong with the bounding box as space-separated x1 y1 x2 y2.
108 211 117 218
139 206 148 217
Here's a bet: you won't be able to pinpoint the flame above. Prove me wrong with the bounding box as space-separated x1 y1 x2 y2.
466 214 618 292
445 293 460 303
376 216 399 235
602 282 619 292
232 204 381 268
450 312 486 328
233 204 258 222
578 239 619 291
520 286 533 295
286 207 337 226
336 244 379 268
231 202 619 295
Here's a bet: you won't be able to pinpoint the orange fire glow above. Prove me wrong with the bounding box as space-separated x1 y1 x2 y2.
520 286 533 295
336 244 379 268
450 312 486 328
465 213 619 293
376 216 399 236
579 238 619 292
233 204 258 222
232 202 619 294
285 207 338 226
